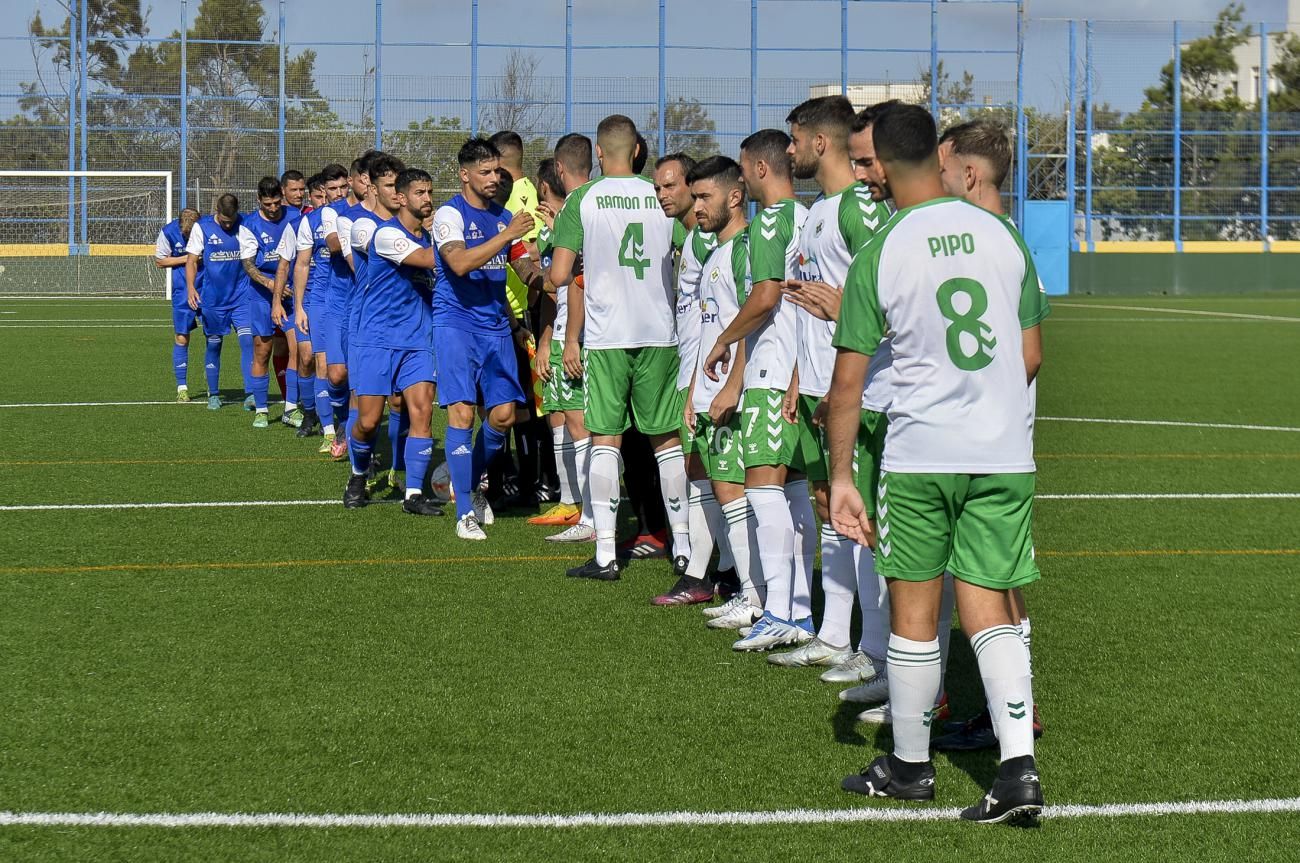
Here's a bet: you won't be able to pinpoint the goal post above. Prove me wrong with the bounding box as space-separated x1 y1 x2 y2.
0 170 174 297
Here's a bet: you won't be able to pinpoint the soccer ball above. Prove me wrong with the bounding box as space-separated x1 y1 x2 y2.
430 461 453 503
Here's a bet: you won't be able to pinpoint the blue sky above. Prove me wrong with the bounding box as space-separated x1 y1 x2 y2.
7 0 1293 128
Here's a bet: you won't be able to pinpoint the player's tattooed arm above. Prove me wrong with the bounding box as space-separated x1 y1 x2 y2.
439 211 535 277
509 257 544 303
242 257 274 290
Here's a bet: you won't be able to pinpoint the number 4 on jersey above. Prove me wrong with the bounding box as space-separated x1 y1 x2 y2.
618 223 650 279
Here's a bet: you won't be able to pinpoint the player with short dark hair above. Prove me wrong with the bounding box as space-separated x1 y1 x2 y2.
156 207 202 401
239 176 295 428
280 170 305 219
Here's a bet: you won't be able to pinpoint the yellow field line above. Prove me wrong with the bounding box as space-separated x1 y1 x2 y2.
3 549 1298 576
0 554 582 576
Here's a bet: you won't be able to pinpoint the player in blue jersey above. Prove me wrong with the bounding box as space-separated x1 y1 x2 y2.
155 207 201 402
273 172 324 432
344 168 444 516
280 169 305 222
432 137 544 541
184 194 258 410
239 176 297 429
292 164 350 453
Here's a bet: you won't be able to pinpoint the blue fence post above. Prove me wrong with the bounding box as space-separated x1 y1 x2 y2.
470 0 479 136
750 0 758 135
1067 20 1078 252
179 0 188 210
1172 20 1182 251
1015 0 1026 226
564 0 573 134
374 0 383 150
929 0 939 120
67 0 76 250
278 0 286 175
1084 20 1093 251
1260 21 1270 250
79 0 88 250
840 0 848 98
657 0 666 156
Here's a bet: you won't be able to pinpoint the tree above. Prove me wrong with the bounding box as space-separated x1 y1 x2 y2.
1143 3 1251 111
644 97 718 162
919 59 975 112
480 50 555 140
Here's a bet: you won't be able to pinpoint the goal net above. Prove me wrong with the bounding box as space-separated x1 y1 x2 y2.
0 171 173 297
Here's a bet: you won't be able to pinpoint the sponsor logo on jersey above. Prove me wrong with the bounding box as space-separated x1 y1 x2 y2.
709 267 720 282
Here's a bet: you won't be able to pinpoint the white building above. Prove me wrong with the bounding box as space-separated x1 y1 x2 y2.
1192 0 1300 104
807 81 927 108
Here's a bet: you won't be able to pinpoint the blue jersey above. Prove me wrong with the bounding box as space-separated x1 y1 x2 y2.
295 208 336 302
346 202 383 338
355 217 435 352
320 202 355 319
243 209 295 278
156 219 202 306
431 194 519 335
185 214 255 310
283 204 302 222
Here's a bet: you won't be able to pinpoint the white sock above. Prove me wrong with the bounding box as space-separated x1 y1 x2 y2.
655 445 691 558
704 490 730 571
721 496 764 606
552 424 576 506
588 444 622 566
937 572 955 683
746 484 794 619
818 524 856 646
1021 616 1033 676
971 624 1035 762
574 436 593 527
786 480 816 620
323 423 335 436
886 633 942 764
855 544 890 667
685 479 717 579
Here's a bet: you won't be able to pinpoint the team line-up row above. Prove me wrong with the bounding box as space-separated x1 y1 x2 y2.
159 97 1049 824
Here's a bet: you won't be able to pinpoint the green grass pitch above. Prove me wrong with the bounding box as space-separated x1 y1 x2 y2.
0 294 1298 860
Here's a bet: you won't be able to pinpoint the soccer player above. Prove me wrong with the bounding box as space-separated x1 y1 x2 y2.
650 152 739 606
700 129 814 643
156 207 201 402
679 156 768 626
538 134 599 544
345 167 444 516
280 170 306 218
272 173 324 433
433 137 544 540
490 130 541 324
240 176 295 428
551 115 691 581
319 160 368 459
829 102 1047 823
292 164 350 453
184 194 258 410
930 119 1044 752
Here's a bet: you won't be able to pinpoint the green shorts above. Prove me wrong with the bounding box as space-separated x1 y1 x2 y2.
739 387 799 469
541 339 584 413
854 409 887 517
690 411 745 484
874 472 1040 590
584 346 682 436
794 394 828 483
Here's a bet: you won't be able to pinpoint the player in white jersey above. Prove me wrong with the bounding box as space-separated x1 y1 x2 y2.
551 115 691 582
929 119 1045 752
828 103 1048 824
534 142 596 541
650 152 741 607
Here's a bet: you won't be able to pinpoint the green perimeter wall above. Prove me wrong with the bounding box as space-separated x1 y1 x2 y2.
1071 253 1300 295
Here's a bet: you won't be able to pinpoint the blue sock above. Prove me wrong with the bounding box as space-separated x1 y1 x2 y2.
349 432 373 476
238 331 254 395
328 381 348 428
471 423 509 488
172 343 188 387
204 335 222 394
445 425 474 519
405 436 434 497
299 374 316 414
346 405 359 445
389 409 409 472
251 373 269 411
285 368 298 408
314 382 334 432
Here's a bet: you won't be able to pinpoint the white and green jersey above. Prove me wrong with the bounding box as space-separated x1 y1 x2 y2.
742 198 807 392
795 183 889 404
553 175 681 349
675 225 718 390
692 232 749 414
537 224 573 342
834 197 1051 474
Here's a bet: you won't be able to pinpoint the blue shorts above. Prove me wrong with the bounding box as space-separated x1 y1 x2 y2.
322 310 348 367
244 287 276 338
172 304 198 335
305 292 330 350
434 326 525 409
199 305 235 337
351 345 435 396
231 296 252 339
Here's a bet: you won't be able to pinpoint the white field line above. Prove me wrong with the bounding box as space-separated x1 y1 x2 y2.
1 797 1298 829
1052 301 1300 323
0 400 201 408
1039 416 1300 433
0 296 158 301
0 318 169 322
2 493 1296 513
